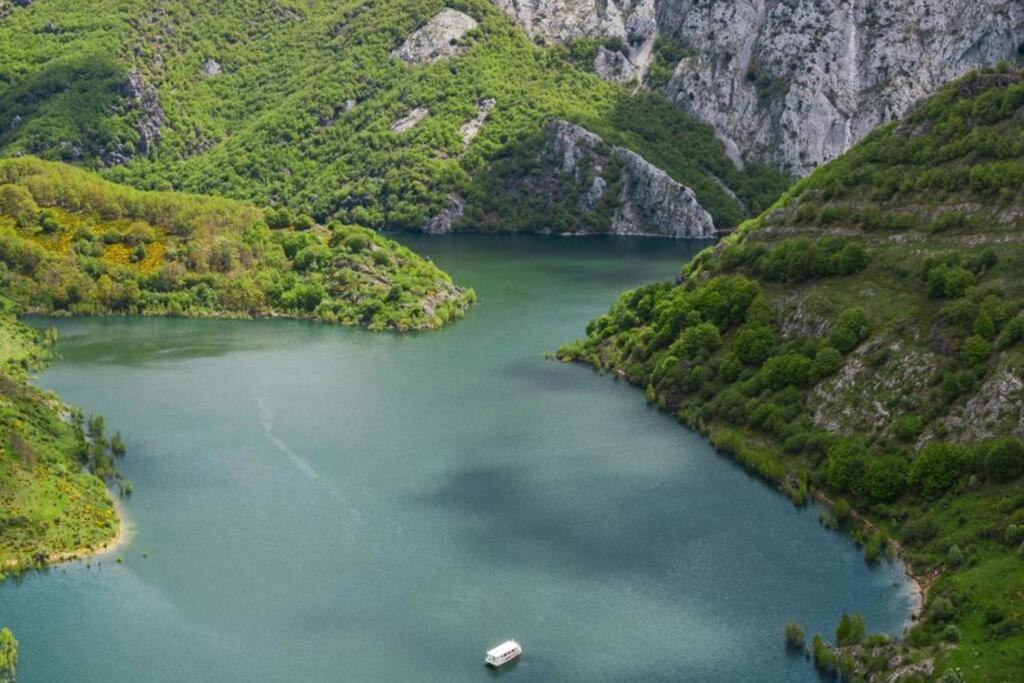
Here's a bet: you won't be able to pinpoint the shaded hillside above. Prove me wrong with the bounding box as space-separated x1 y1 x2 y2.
0 157 472 331
561 67 1024 680
0 0 788 233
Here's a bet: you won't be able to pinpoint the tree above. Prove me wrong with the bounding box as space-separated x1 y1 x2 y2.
829 307 870 353
983 438 1024 482
862 456 909 502
910 443 965 498
734 325 776 364
0 627 17 683
0 184 38 226
827 438 867 493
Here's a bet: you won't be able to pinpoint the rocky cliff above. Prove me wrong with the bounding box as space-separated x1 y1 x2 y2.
494 119 716 237
492 0 1024 174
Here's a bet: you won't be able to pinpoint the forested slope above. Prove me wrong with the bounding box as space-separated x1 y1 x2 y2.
561 66 1024 680
0 0 788 233
0 156 472 331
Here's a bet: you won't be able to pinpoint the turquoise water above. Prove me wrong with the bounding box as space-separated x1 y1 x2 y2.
4 235 913 681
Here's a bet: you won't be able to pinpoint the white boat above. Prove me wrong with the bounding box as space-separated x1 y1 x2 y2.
484 640 522 668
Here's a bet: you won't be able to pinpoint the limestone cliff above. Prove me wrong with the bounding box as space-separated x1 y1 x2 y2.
513 119 715 237
491 0 1024 174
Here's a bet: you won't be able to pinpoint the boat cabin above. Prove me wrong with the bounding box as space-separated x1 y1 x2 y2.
484 640 522 668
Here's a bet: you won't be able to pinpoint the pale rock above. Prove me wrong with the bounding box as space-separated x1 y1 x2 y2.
492 0 1024 174
593 46 637 84
391 107 429 133
423 195 465 234
544 119 715 237
460 98 496 146
392 8 479 64
201 58 221 77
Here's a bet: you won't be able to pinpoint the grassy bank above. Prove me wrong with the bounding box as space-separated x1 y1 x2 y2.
0 304 119 574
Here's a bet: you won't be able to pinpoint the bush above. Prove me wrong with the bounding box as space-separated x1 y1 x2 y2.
812 635 837 672
734 325 776 364
893 414 924 443
836 612 867 647
784 620 805 651
982 438 1024 482
829 307 870 353
901 517 939 546
961 334 992 365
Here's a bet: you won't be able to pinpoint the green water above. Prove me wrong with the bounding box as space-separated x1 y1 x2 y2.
4 235 912 681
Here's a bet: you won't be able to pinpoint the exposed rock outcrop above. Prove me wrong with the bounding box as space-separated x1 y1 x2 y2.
201 58 221 77
460 98 496 146
392 8 478 64
540 119 715 237
423 195 465 234
492 0 1024 174
593 46 637 84
391 107 429 133
105 70 165 165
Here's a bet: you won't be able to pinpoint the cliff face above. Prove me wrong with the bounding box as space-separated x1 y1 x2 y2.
492 0 1024 175
537 119 716 237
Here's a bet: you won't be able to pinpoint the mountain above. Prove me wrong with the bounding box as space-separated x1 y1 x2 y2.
0 156 473 331
495 0 1024 174
560 65 1024 679
0 0 789 235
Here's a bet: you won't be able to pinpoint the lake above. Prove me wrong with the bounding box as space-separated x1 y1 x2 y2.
3 235 913 681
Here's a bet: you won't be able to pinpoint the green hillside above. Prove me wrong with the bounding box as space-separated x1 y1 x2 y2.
0 156 472 331
0 0 788 231
0 303 119 573
561 66 1024 680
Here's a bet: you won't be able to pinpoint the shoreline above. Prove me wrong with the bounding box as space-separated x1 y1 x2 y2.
46 493 132 566
811 489 931 633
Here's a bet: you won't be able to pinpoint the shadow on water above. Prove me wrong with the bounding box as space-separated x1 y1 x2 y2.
420 460 727 581
23 316 353 367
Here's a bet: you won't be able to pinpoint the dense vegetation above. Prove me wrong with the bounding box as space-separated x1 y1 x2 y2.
0 0 788 231
0 627 15 683
0 301 119 573
561 66 1024 681
0 157 472 331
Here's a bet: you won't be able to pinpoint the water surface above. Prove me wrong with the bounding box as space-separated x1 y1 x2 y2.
3 235 913 681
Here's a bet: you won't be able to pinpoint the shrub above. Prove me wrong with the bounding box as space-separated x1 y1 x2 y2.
901 517 939 546
784 621 805 651
982 438 1024 482
811 635 837 672
836 612 867 647
829 307 870 353
893 414 924 443
960 335 991 366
